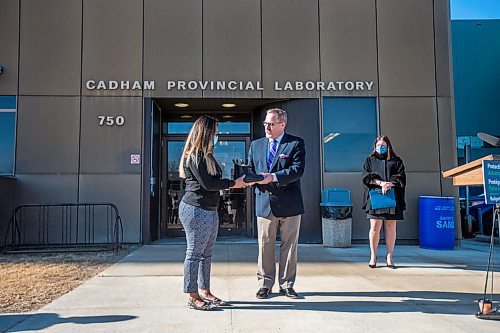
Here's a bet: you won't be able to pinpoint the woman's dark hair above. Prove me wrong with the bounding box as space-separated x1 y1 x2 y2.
369 135 398 160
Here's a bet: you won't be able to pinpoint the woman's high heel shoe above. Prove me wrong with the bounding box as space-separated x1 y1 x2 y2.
368 260 377 269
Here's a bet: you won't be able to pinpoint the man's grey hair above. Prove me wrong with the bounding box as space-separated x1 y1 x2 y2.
266 108 287 124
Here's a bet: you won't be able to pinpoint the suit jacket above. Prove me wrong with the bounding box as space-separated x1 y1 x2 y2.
247 132 306 218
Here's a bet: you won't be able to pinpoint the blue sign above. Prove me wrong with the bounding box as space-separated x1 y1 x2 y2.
483 160 500 204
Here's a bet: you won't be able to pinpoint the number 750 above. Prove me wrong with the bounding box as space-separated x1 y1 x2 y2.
98 116 125 126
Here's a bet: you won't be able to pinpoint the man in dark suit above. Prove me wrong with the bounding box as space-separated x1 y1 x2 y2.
247 108 306 299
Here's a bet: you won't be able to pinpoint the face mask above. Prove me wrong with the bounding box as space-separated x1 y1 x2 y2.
213 135 218 146
376 145 388 154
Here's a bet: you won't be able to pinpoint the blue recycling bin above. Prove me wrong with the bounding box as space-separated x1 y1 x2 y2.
321 188 353 247
419 196 455 250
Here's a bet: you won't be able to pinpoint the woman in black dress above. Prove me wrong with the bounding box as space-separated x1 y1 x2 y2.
362 135 406 269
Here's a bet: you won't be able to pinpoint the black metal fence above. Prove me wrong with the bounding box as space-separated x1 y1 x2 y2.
3 202 123 253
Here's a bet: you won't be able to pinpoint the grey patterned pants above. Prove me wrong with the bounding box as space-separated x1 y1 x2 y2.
179 201 219 293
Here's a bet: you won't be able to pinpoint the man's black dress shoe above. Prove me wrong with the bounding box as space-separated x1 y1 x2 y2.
256 288 271 299
279 287 299 299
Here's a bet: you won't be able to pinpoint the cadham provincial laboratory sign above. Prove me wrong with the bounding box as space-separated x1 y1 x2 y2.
85 80 374 92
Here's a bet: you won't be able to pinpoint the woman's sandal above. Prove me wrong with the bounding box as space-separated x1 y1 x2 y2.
187 299 217 311
200 296 230 306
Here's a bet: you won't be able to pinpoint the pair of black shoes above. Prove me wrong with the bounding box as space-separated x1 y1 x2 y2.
256 287 299 299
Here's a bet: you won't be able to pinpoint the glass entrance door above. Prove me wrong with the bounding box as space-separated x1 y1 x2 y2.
161 123 252 238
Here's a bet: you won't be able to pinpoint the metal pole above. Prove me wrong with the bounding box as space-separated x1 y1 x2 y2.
465 143 472 235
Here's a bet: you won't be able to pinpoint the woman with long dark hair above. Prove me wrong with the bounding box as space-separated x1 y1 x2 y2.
179 115 246 310
362 135 406 269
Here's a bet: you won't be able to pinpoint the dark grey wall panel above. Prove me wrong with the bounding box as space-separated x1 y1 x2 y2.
262 0 320 98
282 99 321 243
79 174 141 242
379 97 440 173
324 172 444 242
320 0 377 97
12 174 78 244
0 0 19 95
82 0 142 96
14 174 78 205
434 0 453 97
377 0 436 96
16 97 80 173
80 97 142 174
19 0 81 96
144 0 202 98
323 173 367 240
401 172 441 240
203 0 261 98
0 177 16 246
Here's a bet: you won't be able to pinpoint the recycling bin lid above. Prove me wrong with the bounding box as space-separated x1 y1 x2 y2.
321 188 352 206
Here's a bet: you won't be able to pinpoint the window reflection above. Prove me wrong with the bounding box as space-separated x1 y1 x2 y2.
166 122 250 134
323 97 377 172
0 96 16 175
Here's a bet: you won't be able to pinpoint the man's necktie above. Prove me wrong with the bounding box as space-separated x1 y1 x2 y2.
267 139 278 171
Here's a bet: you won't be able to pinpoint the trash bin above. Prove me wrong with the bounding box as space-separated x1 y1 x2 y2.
419 196 455 250
321 188 353 248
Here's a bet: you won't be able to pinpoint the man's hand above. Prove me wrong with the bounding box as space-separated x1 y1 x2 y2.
256 173 273 185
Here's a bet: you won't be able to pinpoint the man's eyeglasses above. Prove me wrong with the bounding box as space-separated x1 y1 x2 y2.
263 121 283 127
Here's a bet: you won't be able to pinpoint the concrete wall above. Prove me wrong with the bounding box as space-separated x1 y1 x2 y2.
1 0 456 243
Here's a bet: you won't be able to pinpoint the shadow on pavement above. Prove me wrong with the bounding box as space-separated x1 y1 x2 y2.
0 313 136 332
227 290 484 315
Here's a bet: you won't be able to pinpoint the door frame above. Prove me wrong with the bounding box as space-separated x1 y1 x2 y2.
160 134 253 238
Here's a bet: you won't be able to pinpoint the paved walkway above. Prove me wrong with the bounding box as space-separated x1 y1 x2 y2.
1 239 499 332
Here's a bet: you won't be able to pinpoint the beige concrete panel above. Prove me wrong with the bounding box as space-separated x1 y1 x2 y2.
379 97 440 172
80 97 142 174
16 96 80 173
262 0 320 98
401 172 442 240
19 0 81 95
0 0 19 95
319 0 378 97
434 0 454 97
82 0 142 97
377 0 436 96
143 0 202 98
79 174 141 243
203 0 261 98
323 172 368 241
437 97 457 173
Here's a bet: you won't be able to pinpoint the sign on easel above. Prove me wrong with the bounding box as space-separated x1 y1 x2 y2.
482 160 500 204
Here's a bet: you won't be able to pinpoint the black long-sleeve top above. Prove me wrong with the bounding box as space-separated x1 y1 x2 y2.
362 155 406 214
181 154 235 211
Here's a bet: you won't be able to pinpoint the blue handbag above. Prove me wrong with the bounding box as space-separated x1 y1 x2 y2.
369 188 396 209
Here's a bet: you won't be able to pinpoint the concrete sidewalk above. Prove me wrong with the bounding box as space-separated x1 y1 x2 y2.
2 239 499 332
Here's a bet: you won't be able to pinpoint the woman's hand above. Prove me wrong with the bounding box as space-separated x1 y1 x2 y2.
380 181 394 195
230 176 247 189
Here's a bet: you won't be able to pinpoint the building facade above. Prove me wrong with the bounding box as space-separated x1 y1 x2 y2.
452 19 500 163
0 0 456 245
